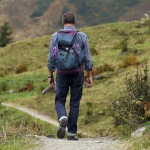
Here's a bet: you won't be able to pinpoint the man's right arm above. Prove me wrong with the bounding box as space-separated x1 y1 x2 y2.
47 35 56 72
47 34 56 87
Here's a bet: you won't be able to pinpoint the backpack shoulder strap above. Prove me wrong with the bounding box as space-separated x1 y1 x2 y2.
56 29 79 47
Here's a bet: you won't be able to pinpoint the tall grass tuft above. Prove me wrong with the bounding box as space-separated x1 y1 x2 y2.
90 46 99 56
119 55 139 68
114 38 128 52
0 81 8 92
92 63 114 76
15 64 28 74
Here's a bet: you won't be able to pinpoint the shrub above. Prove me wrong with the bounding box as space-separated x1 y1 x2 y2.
119 55 139 68
114 38 128 52
90 46 99 56
18 81 34 92
111 66 150 128
92 63 114 76
84 102 93 125
135 37 145 44
15 64 28 74
0 70 7 77
0 21 13 47
0 81 8 92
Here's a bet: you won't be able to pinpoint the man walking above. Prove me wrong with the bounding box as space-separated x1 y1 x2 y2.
47 12 93 140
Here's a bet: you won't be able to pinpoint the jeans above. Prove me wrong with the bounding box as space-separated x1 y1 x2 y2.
55 72 84 134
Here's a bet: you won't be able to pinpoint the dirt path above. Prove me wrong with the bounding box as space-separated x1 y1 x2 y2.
2 102 126 150
2 102 58 127
33 137 125 150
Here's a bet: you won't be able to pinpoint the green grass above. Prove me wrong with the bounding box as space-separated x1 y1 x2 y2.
0 105 57 150
0 21 150 148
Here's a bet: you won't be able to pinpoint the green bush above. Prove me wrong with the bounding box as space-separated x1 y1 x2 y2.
84 102 93 125
111 66 150 128
114 38 128 52
0 21 13 47
0 81 8 92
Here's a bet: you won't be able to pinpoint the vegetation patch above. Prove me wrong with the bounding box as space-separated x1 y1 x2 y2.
30 0 55 18
119 55 139 68
0 104 57 149
15 64 28 74
69 0 142 26
112 66 150 134
92 63 114 76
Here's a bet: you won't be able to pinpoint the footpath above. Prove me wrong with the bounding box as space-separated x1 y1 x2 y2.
2 103 126 150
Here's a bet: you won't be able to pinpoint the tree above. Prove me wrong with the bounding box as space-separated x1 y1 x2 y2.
0 21 13 47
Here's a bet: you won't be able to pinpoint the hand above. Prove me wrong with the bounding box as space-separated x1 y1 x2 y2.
48 78 55 88
87 77 93 88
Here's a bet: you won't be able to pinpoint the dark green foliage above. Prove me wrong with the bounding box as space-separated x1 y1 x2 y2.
84 102 93 125
0 81 8 92
125 66 150 102
112 66 150 128
30 0 54 18
114 38 128 52
122 39 128 52
0 21 13 47
58 5 70 27
69 0 142 26
144 19 150 35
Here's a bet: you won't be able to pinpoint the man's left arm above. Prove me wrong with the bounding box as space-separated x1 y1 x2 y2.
82 36 93 88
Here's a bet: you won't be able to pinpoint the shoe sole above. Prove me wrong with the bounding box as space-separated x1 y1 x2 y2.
67 138 78 141
57 119 68 139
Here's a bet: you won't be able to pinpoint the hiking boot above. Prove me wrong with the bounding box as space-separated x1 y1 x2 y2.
67 135 78 141
57 118 68 139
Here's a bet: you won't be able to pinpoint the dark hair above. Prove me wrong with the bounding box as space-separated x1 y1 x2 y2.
62 12 76 24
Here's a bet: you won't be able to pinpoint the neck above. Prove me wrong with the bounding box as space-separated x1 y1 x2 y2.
64 24 75 27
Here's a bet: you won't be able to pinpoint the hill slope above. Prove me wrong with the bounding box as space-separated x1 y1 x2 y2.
0 0 150 40
1 18 150 132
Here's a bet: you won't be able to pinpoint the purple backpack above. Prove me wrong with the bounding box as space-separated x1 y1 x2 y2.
50 30 85 74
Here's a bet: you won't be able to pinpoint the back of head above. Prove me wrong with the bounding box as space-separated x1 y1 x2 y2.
62 12 76 24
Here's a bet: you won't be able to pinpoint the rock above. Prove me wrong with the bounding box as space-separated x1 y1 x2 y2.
42 86 55 94
8 89 15 94
131 126 146 138
99 111 105 115
93 75 106 80
120 52 127 56
46 134 55 138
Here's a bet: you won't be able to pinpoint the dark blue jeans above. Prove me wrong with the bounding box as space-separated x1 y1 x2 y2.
55 72 84 134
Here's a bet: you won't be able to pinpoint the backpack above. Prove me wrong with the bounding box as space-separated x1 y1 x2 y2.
50 29 85 73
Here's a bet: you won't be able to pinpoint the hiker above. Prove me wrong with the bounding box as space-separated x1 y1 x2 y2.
47 12 93 140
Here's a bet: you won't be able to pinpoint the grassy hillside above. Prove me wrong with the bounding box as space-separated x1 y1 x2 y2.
0 104 57 150
0 0 150 40
0 20 150 148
